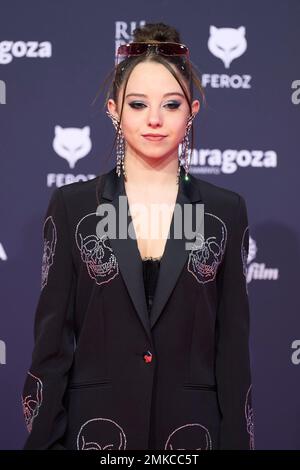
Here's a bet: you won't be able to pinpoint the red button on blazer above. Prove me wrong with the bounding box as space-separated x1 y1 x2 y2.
143 351 153 363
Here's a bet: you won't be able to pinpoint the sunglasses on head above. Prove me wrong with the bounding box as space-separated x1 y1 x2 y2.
116 41 190 65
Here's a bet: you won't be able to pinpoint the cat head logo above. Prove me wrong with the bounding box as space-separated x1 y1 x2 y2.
53 125 92 169
208 26 247 69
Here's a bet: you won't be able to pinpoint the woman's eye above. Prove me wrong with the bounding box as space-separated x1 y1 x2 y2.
165 101 181 109
128 102 145 109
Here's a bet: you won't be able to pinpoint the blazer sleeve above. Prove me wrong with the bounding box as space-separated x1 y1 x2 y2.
21 187 76 450
215 194 255 450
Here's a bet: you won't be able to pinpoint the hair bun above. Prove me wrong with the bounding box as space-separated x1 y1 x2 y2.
132 22 181 44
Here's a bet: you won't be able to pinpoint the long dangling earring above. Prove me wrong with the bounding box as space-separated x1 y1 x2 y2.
176 160 181 185
106 110 127 181
178 112 196 183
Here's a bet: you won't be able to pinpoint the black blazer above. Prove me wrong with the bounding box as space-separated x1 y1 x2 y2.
22 165 254 450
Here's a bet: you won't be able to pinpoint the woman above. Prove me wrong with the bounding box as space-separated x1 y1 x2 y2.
22 22 254 450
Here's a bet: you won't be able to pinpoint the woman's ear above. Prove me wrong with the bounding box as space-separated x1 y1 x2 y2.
191 99 200 115
107 99 119 120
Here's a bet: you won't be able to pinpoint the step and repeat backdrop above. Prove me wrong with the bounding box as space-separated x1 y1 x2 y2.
0 0 299 450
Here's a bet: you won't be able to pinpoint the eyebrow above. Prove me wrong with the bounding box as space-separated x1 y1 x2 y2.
125 92 185 99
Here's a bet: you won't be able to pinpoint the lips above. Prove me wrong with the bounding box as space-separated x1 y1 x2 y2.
142 134 166 137
142 134 167 141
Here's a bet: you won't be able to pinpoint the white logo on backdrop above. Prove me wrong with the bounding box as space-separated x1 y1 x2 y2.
53 126 92 169
0 340 6 365
203 26 251 89
0 41 52 65
247 236 257 264
48 125 96 187
0 243 7 261
245 236 279 284
291 340 300 365
208 26 247 69
187 148 277 175
115 20 146 61
291 80 300 105
0 79 6 104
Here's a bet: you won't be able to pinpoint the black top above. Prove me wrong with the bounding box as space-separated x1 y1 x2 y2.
142 256 161 314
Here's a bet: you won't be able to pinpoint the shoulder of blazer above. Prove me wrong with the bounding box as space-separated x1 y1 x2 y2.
52 175 105 218
55 175 101 200
189 173 242 208
188 174 248 233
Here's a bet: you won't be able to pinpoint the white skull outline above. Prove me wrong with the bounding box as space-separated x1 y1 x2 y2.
22 371 43 433
76 417 127 450
75 212 119 286
187 213 227 284
241 225 249 294
245 384 255 450
41 216 57 290
165 423 212 450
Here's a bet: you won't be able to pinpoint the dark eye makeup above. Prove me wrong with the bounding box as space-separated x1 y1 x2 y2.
128 101 181 110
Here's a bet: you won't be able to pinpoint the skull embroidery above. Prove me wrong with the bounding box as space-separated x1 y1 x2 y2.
77 418 127 450
245 384 255 450
165 423 212 450
241 226 249 278
75 212 119 286
22 371 43 433
241 226 249 294
187 213 227 284
41 216 57 290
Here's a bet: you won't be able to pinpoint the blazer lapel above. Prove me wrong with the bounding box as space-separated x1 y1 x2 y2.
98 166 203 339
100 167 151 340
149 171 203 329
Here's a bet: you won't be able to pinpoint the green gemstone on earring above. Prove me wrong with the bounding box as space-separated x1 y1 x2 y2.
184 174 189 181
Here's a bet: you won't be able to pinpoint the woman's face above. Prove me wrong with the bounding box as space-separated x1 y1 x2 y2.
107 61 200 162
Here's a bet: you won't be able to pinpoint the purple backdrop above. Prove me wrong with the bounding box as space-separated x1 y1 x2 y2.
0 0 299 450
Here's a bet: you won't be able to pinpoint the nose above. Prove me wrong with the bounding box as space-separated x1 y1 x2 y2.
147 107 163 128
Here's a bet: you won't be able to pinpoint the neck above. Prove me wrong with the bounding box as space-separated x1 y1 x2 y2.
123 151 179 189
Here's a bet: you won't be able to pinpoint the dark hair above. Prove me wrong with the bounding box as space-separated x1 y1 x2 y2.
94 22 206 205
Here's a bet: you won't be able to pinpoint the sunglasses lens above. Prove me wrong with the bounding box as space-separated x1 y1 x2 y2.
158 43 189 56
116 42 190 66
128 44 148 55
116 43 146 64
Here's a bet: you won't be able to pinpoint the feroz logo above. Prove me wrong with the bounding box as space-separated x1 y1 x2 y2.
204 26 252 89
52 126 92 169
0 79 6 104
0 340 6 365
47 125 96 188
208 26 247 69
